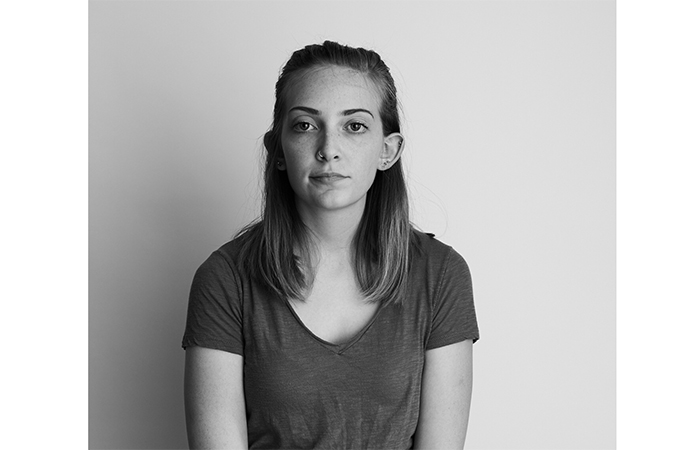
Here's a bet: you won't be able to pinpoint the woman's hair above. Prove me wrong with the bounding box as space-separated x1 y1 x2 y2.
236 40 414 305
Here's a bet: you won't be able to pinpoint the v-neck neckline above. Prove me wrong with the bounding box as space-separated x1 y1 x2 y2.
283 299 385 354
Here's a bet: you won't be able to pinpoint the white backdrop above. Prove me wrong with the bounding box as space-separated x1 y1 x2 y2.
89 1 615 448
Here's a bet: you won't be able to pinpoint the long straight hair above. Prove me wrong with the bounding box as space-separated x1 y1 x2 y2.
236 41 414 305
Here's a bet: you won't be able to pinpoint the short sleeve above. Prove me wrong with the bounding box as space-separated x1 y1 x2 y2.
426 248 480 350
181 250 244 355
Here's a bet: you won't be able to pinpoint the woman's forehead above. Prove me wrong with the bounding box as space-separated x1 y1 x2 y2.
284 66 382 112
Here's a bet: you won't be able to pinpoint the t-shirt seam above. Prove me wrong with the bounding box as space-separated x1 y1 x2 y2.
434 247 454 307
212 249 243 298
202 249 246 352
212 248 246 336
425 245 454 349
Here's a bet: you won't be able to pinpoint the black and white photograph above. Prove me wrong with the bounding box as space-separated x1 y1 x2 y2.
87 1 615 448
10 0 700 449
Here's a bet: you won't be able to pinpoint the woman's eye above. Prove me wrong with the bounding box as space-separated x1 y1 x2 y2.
293 122 315 132
347 122 367 133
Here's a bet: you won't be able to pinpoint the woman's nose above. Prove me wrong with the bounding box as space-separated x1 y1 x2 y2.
317 130 341 161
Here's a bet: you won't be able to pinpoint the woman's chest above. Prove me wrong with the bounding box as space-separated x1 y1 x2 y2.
287 276 379 346
241 292 430 405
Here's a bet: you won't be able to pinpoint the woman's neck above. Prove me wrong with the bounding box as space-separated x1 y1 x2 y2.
296 199 365 254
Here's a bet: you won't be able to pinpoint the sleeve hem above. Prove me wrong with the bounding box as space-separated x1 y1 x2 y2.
426 333 479 350
181 334 244 356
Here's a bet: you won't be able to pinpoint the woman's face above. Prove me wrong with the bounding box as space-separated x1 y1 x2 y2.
279 65 401 220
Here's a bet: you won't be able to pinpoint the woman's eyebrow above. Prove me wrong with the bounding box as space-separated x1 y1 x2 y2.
289 106 320 115
288 106 374 119
343 108 374 118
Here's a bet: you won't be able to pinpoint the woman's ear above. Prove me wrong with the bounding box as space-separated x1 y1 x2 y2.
378 133 405 171
263 131 275 153
264 131 286 170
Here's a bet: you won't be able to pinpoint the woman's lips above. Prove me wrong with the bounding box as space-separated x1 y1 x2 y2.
310 172 348 183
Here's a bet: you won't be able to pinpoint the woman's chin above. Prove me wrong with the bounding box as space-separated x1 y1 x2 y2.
300 193 367 214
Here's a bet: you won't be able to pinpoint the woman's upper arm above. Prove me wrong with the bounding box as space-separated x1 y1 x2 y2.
413 339 474 450
184 346 247 450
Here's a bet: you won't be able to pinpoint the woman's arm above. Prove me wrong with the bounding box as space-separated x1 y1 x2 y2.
184 346 248 449
413 339 474 450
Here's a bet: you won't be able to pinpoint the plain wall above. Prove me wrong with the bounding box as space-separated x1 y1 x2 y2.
89 1 615 449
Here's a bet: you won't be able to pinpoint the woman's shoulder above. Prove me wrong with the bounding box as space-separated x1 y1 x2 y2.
215 235 248 259
411 228 459 260
409 229 470 282
214 222 262 257
199 223 262 274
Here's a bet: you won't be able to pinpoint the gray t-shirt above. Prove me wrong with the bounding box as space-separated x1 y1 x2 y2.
182 231 479 449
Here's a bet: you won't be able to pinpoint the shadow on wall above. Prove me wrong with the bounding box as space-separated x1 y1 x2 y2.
89 87 253 448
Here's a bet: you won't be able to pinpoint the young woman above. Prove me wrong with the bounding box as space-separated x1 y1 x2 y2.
182 41 479 449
